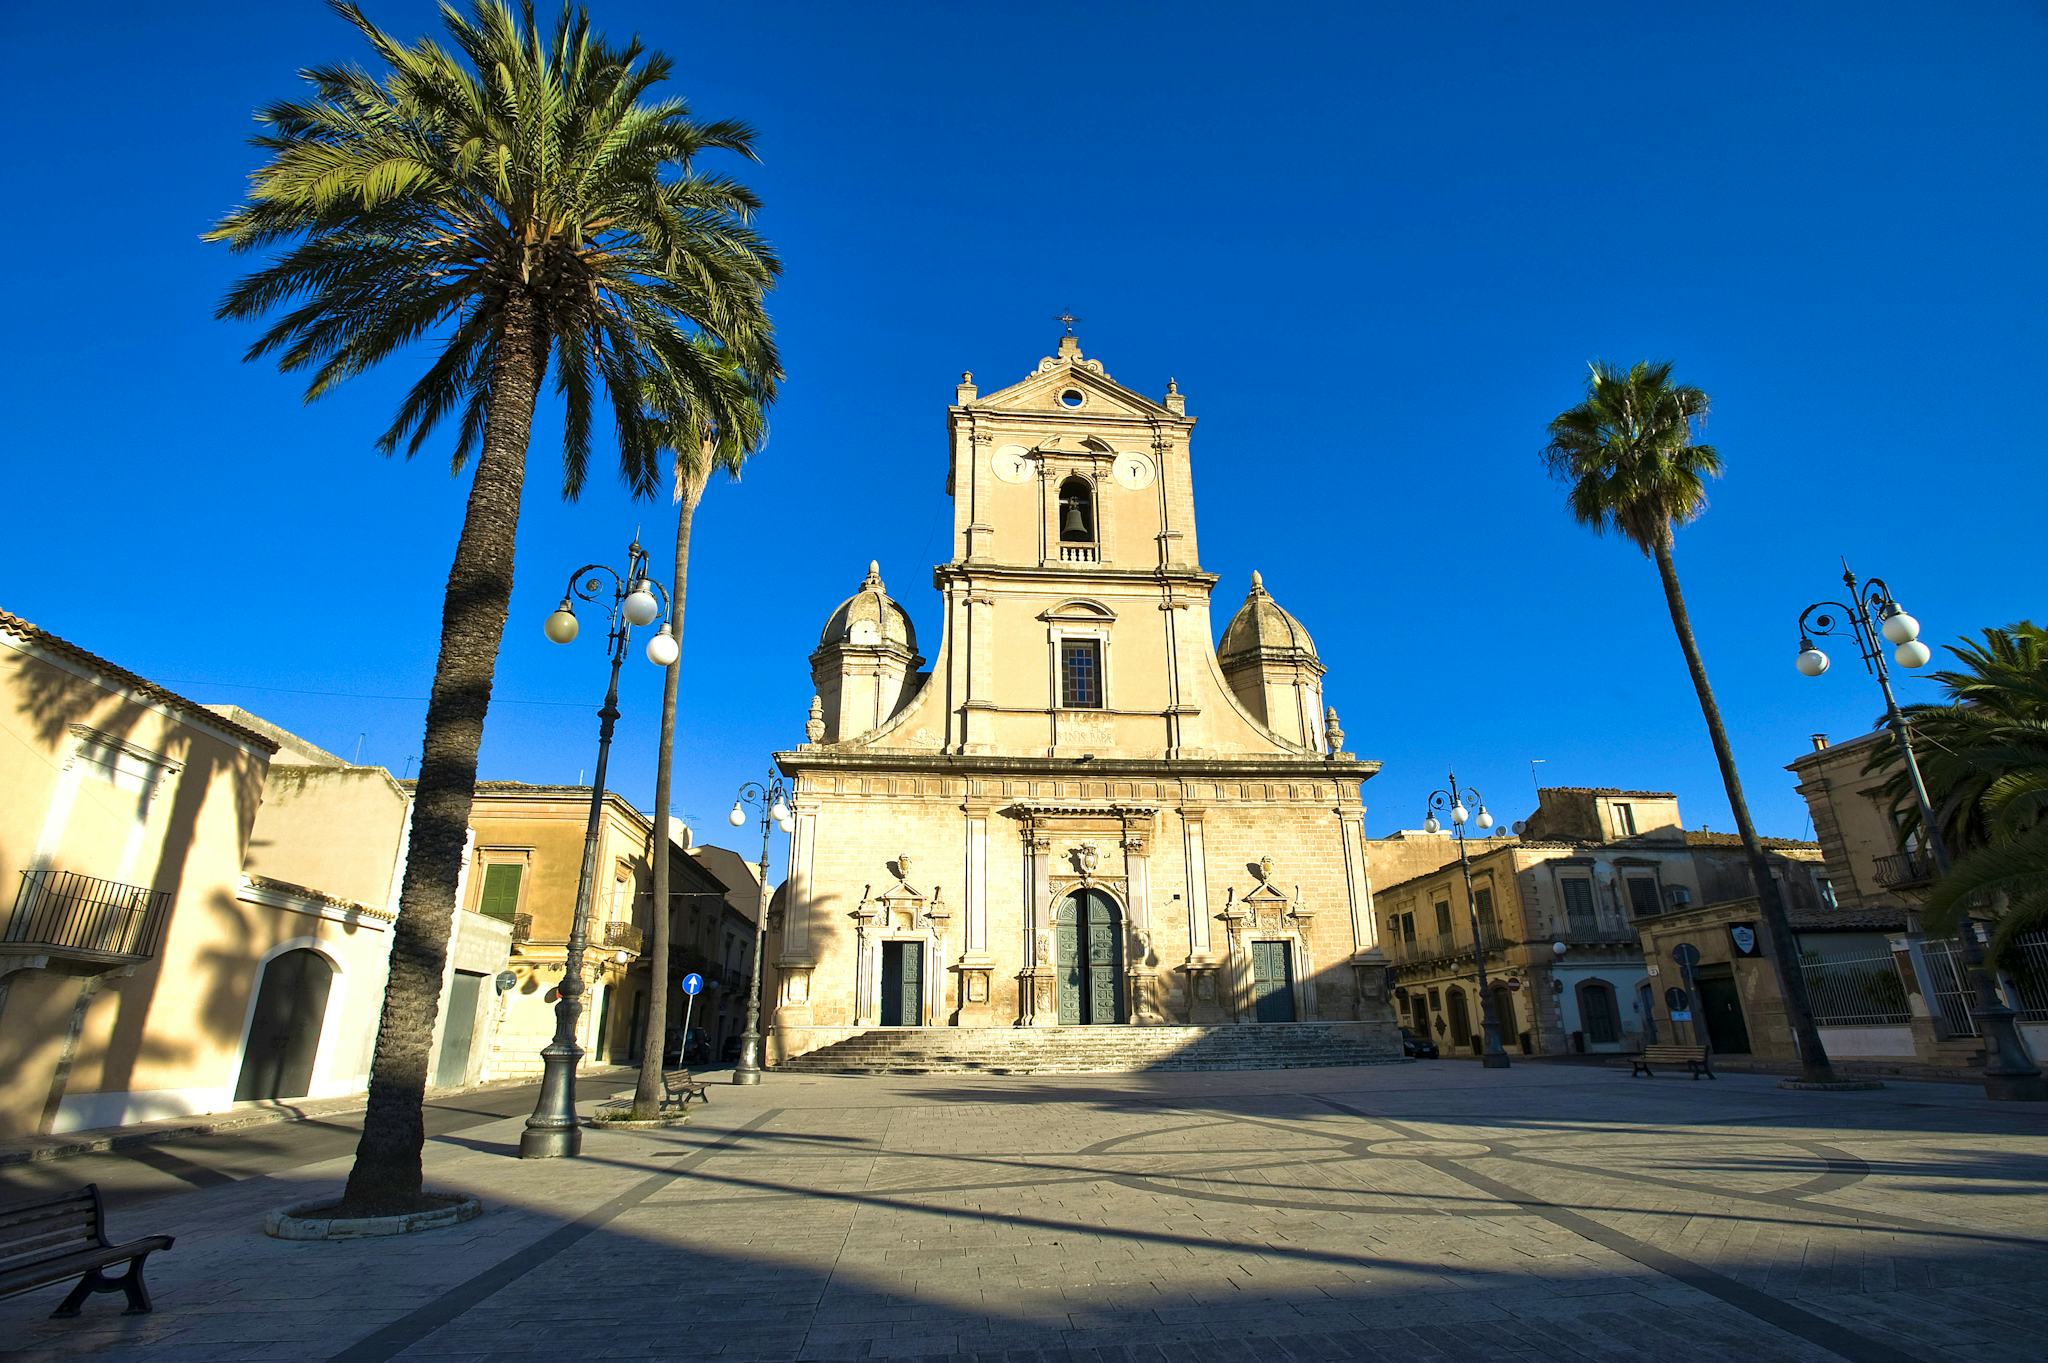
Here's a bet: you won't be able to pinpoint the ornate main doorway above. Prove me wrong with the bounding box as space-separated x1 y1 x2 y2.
1055 889 1124 1025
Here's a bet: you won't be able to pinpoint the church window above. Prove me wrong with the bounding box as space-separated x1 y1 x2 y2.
1059 388 1085 408
1058 476 1095 543
1060 639 1102 708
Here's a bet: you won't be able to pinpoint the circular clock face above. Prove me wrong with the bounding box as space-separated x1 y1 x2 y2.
993 444 1032 484
1111 450 1156 490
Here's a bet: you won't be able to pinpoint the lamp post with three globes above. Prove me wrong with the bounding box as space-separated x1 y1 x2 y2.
1794 562 2044 1101
1424 771 1510 1069
727 772 793 1085
520 538 677 1158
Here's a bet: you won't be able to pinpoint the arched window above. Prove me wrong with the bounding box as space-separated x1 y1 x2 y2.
1577 978 1620 1044
1058 476 1095 543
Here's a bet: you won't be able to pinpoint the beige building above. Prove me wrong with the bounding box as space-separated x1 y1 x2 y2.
462 783 761 1075
1378 787 1832 1061
764 337 1396 1063
219 708 512 1095
1786 730 2046 1066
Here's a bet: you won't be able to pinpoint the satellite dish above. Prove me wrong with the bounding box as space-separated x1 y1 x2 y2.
1511 820 1528 835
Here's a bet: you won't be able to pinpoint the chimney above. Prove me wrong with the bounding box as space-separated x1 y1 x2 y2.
1811 733 1829 751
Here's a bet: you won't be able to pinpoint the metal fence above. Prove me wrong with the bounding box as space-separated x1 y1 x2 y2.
1920 938 1980 1037
2011 931 2048 1023
5 868 171 960
1799 949 1910 1026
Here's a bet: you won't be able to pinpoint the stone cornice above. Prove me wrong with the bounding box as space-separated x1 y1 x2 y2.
776 748 1379 782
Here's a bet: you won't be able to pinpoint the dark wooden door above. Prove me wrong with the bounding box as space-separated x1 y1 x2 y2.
1056 891 1124 1024
1251 941 1295 1021
235 949 334 1101
880 941 922 1026
1446 987 1474 1054
1697 968 1751 1054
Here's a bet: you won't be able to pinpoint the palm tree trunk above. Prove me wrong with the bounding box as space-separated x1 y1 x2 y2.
630 458 711 1117
1650 530 1838 1084
340 297 543 1213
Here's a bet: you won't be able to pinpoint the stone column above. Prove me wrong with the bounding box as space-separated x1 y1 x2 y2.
773 806 818 1048
954 809 995 1026
1123 824 1166 1024
1340 807 1389 1020
1020 825 1058 1026
1180 809 1224 1022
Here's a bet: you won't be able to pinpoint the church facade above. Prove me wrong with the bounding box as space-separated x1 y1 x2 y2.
765 336 1396 1062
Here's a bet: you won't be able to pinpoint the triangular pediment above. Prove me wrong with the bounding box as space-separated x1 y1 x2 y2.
969 343 1175 421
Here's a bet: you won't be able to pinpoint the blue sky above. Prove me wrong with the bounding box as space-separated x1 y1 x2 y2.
2 2 2043 857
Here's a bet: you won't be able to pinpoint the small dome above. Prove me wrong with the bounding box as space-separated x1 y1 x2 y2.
1218 569 1318 662
817 561 918 653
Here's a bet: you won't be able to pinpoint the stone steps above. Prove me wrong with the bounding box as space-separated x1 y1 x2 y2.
778 1023 1404 1075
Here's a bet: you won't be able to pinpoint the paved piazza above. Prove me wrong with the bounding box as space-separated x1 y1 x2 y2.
4 1061 2046 1362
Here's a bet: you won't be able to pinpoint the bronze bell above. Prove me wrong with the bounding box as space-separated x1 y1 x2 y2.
1062 502 1088 537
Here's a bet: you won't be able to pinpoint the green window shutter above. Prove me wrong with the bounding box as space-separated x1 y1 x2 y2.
479 863 523 921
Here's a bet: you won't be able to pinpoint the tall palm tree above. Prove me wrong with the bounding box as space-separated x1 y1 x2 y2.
633 338 773 1120
208 0 778 1213
1542 362 1839 1084
1885 623 2048 958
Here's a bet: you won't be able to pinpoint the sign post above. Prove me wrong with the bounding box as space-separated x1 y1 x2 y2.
678 971 704 1066
1670 943 1707 1048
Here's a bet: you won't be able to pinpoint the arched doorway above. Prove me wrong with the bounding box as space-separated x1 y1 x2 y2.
1055 889 1124 1025
235 948 335 1101
1445 987 1473 1054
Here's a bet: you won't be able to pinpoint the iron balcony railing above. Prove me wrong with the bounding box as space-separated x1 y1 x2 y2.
510 912 534 944
5 869 172 962
604 921 644 954
1874 849 1935 889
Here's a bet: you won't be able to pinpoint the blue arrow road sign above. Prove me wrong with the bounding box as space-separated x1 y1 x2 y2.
681 972 704 997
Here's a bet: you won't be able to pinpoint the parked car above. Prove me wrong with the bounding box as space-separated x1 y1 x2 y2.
720 1035 743 1063
1400 1027 1438 1059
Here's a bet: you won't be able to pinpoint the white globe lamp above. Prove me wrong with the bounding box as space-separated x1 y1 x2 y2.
1880 609 1919 646
645 626 679 667
728 802 746 827
1895 640 1932 669
1795 645 1828 677
543 604 579 644
1475 807 1494 830
622 580 660 626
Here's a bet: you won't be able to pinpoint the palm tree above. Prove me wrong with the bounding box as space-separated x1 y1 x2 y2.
1542 362 1839 1084
208 0 778 1213
1885 623 2048 959
632 339 773 1120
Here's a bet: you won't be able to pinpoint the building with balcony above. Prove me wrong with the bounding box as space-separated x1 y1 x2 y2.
460 783 672 1078
1376 787 1829 1059
1783 730 2006 1067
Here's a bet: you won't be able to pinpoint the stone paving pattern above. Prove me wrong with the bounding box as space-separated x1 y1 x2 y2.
2 1060 2044 1362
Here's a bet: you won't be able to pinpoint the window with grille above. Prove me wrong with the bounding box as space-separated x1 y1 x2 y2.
1475 886 1498 943
1060 639 1103 708
1626 875 1660 918
1433 900 1452 938
478 863 524 921
1561 876 1597 933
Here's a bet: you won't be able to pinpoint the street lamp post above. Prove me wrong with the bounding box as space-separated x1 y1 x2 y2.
520 538 676 1159
727 770 793 1085
1424 771 1509 1069
1795 561 2045 1101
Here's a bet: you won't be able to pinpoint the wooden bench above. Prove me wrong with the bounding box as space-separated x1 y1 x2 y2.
1631 1044 1715 1080
662 1068 710 1110
0 1185 174 1317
